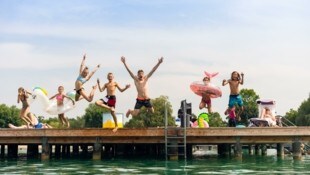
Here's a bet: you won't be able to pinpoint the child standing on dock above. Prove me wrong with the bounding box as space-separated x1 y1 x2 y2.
75 54 100 102
121 56 163 117
49 86 75 128
222 71 244 118
96 73 130 132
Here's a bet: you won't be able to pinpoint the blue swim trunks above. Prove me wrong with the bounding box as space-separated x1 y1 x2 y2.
34 123 43 129
228 94 243 108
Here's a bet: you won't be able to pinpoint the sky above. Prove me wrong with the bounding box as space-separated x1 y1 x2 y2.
0 0 310 121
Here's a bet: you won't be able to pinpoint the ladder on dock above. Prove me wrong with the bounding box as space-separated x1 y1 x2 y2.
165 100 188 160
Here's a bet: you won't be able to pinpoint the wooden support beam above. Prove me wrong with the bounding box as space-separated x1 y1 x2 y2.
277 143 284 158
292 140 302 160
41 137 50 160
93 137 102 160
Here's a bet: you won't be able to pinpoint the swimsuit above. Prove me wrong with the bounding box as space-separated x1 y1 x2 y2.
201 98 211 106
77 75 87 84
228 94 243 108
134 98 153 109
56 94 64 101
34 122 43 129
20 96 29 109
100 95 116 108
75 88 84 95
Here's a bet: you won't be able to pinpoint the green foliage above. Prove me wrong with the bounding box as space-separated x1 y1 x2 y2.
237 89 260 125
69 116 85 128
125 96 175 128
295 97 310 126
284 109 298 126
208 112 226 127
83 103 110 128
0 104 22 128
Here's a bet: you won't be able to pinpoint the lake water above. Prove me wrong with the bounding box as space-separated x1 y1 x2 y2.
1 154 310 174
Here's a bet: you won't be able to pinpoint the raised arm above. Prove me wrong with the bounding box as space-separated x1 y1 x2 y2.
79 54 86 74
97 78 107 92
121 56 136 80
240 72 244 85
146 57 163 78
116 83 130 92
222 79 229 86
86 64 100 81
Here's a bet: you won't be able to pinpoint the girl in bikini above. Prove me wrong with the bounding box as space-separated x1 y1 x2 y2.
17 87 33 127
50 86 75 128
75 54 100 102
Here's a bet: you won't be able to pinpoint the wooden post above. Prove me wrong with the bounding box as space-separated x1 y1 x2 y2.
292 141 302 160
55 144 61 158
73 144 79 157
234 137 242 159
27 144 39 158
248 144 253 155
8 144 18 158
0 145 5 158
93 137 102 160
261 144 267 156
218 144 230 157
277 143 284 158
255 145 260 155
41 137 50 160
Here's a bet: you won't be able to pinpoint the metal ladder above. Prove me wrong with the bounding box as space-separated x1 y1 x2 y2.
165 101 187 160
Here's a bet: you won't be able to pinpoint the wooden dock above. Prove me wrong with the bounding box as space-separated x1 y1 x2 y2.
1 127 309 160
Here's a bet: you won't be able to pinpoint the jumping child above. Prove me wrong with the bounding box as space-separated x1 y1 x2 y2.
199 76 213 114
17 87 33 127
222 71 244 118
75 54 100 102
50 86 75 128
96 73 130 132
121 56 163 117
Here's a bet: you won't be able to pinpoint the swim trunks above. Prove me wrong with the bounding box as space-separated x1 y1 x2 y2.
100 95 116 108
134 98 152 109
228 94 243 108
34 123 43 129
201 98 211 106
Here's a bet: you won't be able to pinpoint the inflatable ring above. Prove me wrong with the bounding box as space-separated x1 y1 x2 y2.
32 87 76 115
190 81 222 98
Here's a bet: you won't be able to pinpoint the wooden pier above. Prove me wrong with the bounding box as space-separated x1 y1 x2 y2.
1 127 309 160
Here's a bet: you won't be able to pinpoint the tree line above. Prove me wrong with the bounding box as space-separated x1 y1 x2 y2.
1 90 309 128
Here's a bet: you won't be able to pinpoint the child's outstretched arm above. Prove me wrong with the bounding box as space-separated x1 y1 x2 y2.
97 78 106 92
80 54 86 74
64 95 75 105
86 64 100 81
240 72 244 85
147 57 163 79
116 83 130 92
121 56 136 80
222 79 229 86
49 94 57 100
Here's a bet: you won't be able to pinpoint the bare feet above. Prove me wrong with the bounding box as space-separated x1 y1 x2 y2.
126 109 131 118
112 127 118 133
8 123 15 128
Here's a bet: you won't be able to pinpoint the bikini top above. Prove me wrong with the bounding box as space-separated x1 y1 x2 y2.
77 75 87 84
56 94 64 101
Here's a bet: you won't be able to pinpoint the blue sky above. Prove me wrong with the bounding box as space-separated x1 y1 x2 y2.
1 0 310 120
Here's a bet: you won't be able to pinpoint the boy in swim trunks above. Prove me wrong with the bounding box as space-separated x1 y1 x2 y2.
96 73 130 132
75 54 100 102
222 71 244 119
121 56 163 117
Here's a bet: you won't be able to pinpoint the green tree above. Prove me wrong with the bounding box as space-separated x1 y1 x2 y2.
0 104 22 128
295 97 310 126
237 89 260 125
125 96 174 128
69 116 85 128
208 112 226 127
83 103 110 128
284 109 298 126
